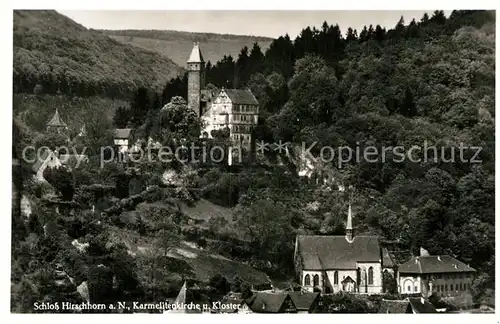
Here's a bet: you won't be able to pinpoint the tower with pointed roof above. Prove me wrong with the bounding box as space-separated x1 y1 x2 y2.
46 109 68 134
346 203 353 242
187 42 205 118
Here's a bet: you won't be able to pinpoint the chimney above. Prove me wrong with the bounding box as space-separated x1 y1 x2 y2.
437 256 441 262
345 203 353 242
415 257 419 264
421 297 425 304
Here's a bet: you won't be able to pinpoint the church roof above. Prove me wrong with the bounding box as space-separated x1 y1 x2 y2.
296 235 381 270
187 42 204 63
47 109 67 128
223 89 259 105
398 255 476 274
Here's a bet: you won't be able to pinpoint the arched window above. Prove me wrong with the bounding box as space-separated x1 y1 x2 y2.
334 271 338 284
368 267 374 285
313 274 320 286
304 274 310 286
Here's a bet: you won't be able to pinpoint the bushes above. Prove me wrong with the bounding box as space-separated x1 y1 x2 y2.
322 293 373 313
43 166 75 201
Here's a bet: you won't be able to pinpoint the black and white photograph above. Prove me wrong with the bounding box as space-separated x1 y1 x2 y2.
7 5 497 319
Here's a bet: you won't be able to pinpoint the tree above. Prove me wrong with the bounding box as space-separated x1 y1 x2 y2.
113 106 130 128
43 166 75 201
156 96 201 141
209 274 230 294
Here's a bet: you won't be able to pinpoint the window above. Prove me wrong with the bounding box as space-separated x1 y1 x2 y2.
414 285 418 292
313 274 320 286
456 284 459 291
334 271 338 284
304 274 310 286
459 283 463 291
368 267 373 285
436 285 440 292
444 285 447 292
407 286 411 292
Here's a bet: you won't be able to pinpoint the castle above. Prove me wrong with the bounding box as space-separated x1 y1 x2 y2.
186 42 259 149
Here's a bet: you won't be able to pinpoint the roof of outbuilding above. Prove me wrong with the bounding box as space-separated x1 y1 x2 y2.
296 235 381 270
114 128 133 139
31 149 60 173
222 89 259 105
408 298 438 313
288 291 320 311
398 255 476 274
378 299 411 314
246 292 295 313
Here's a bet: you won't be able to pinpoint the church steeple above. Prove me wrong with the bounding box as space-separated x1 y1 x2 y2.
346 203 353 242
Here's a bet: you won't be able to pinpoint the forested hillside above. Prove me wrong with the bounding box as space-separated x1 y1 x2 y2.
13 10 184 99
114 10 495 303
101 29 273 67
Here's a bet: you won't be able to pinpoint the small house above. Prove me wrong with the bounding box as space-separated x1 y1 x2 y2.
113 128 134 154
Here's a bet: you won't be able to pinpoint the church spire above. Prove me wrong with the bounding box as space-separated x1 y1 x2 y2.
346 203 353 242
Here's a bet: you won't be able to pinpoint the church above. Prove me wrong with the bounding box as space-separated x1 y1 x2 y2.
294 205 385 294
186 42 259 149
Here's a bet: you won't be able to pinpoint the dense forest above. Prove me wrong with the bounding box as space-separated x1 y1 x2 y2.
102 29 273 67
12 10 495 312
13 10 184 100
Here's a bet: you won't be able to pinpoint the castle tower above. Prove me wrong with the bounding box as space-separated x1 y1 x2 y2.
187 42 205 118
346 203 353 242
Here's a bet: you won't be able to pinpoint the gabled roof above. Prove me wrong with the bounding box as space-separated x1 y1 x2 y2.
288 291 320 311
47 109 67 128
222 89 259 105
382 247 395 268
296 235 381 270
246 292 295 313
114 128 133 139
187 42 204 63
31 149 60 173
408 298 438 313
219 296 247 313
378 299 411 313
398 255 476 274
378 298 437 314
201 89 218 103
